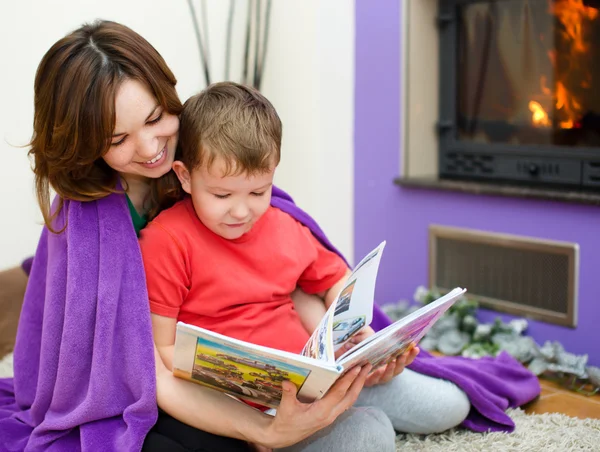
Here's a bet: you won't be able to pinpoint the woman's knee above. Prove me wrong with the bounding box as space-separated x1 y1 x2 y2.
424 383 471 433
356 407 396 451
277 407 396 452
358 369 472 435
328 407 396 452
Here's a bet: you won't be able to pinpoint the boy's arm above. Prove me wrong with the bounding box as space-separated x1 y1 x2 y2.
320 269 352 308
292 269 351 335
291 288 328 334
152 313 178 371
139 220 190 371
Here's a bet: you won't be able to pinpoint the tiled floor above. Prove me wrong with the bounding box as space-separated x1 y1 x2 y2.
523 377 600 420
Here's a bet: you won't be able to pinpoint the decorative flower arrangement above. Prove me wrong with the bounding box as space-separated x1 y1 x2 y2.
383 286 600 396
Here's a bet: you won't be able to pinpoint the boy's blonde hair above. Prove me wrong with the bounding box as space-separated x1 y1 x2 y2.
178 81 282 176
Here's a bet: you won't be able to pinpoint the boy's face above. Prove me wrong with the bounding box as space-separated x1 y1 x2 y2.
173 158 275 240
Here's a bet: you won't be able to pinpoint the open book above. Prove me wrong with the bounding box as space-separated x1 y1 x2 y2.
173 241 466 408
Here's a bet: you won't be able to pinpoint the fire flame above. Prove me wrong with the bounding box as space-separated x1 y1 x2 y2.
529 101 552 127
530 0 597 129
555 81 581 128
552 0 598 53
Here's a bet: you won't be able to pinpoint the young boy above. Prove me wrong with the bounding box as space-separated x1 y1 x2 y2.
139 82 357 372
139 83 470 443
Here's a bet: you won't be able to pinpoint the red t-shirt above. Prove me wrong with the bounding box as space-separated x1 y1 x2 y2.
139 197 348 354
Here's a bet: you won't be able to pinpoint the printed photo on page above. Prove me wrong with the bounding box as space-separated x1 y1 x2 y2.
331 241 386 350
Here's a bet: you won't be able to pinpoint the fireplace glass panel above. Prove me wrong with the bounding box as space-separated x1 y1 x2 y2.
457 0 600 148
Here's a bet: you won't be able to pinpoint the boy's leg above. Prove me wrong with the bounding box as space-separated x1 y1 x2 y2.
355 368 471 434
275 406 395 452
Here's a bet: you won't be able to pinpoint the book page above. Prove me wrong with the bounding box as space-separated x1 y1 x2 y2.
331 241 386 351
301 241 387 360
174 323 341 408
336 288 466 371
301 302 336 362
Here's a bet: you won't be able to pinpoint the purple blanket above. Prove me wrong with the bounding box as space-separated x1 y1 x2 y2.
0 187 539 451
0 194 157 451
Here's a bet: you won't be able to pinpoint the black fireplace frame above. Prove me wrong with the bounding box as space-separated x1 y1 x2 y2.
437 0 600 191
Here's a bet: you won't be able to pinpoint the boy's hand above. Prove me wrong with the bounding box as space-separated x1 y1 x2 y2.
363 345 420 387
336 326 420 387
334 325 376 359
348 325 376 345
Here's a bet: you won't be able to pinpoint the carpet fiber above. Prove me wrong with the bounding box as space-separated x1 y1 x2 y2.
1 353 13 379
1 353 598 451
396 407 600 451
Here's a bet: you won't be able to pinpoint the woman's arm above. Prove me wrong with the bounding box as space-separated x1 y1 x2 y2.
153 344 370 448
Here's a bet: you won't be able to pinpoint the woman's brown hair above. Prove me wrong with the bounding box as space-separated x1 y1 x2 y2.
30 20 183 231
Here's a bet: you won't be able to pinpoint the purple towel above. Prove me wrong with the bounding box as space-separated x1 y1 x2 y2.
0 193 157 451
271 186 541 433
1 187 539 451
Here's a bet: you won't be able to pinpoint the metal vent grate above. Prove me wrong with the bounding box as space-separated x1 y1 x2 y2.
429 225 579 327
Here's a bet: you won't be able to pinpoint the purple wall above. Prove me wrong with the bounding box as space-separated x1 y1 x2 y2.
354 0 600 365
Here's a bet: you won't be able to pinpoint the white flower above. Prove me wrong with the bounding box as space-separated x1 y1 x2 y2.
413 285 429 304
509 319 528 335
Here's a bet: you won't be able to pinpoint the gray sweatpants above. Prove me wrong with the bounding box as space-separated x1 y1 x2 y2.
277 368 471 452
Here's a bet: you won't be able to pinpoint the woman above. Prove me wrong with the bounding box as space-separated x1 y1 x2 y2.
0 18 540 452
0 20 383 452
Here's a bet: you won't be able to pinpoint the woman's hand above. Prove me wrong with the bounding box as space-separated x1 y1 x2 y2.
154 341 371 450
262 364 371 449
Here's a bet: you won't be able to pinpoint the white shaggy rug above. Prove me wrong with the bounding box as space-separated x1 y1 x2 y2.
0 353 12 378
1 353 599 451
396 407 600 451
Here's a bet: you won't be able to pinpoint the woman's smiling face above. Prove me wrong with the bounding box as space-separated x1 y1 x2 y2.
102 79 179 180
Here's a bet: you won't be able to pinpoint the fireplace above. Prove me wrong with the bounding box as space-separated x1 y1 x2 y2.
437 0 600 191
